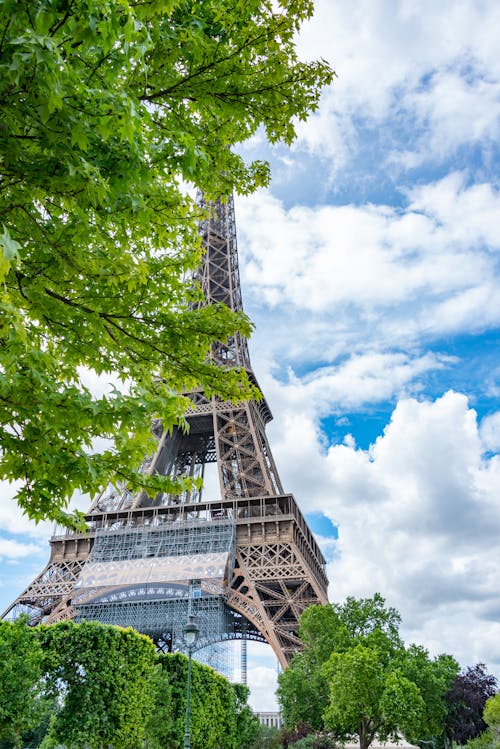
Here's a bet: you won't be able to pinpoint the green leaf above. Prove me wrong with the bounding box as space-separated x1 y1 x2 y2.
0 0 333 525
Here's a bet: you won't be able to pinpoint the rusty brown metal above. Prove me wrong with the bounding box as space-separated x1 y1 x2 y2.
3 196 328 668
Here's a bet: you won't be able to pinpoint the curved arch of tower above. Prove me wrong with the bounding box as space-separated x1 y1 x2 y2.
2 196 328 669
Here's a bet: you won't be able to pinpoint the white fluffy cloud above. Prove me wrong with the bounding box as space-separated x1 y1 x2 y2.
293 0 500 166
246 641 282 711
265 387 500 676
0 483 53 540
480 412 500 452
236 175 500 363
0 537 43 562
262 351 448 422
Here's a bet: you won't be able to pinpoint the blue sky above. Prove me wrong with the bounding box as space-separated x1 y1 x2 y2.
1 0 500 712
232 0 500 708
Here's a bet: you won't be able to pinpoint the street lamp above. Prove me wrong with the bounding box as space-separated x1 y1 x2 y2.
183 614 199 749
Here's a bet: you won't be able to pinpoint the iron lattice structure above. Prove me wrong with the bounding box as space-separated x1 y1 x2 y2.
3 196 328 667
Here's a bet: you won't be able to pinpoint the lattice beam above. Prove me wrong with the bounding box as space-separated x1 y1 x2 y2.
3 195 329 671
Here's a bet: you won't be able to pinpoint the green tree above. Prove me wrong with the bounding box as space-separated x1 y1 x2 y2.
292 738 339 749
397 646 459 745
277 651 325 731
484 693 500 743
0 620 259 748
8 695 58 749
0 0 333 527
300 594 404 656
37 621 158 749
0 618 44 748
278 594 459 749
154 652 258 749
323 645 425 749
231 683 261 749
144 662 175 749
278 594 405 731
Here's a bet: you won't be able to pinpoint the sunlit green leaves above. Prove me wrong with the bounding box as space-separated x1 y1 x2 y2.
279 595 460 749
0 226 21 281
0 0 333 525
156 652 259 749
0 618 44 747
37 621 158 749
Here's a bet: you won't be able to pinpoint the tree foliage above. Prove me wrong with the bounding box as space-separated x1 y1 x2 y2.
288 736 339 749
156 652 259 749
278 594 406 731
0 0 333 527
323 645 425 749
0 619 259 748
445 664 498 746
278 595 460 749
37 621 158 749
484 693 500 740
232 682 262 749
277 650 326 731
396 645 460 745
0 618 44 748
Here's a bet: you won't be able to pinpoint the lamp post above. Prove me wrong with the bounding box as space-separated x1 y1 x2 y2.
183 614 199 749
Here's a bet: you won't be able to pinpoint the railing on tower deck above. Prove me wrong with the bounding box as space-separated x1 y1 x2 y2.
51 492 328 595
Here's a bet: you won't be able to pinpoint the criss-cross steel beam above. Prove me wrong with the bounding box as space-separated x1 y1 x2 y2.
2 195 329 669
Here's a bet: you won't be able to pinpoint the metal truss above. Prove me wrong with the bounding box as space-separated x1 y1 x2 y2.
3 195 329 669
75 594 266 652
89 520 235 563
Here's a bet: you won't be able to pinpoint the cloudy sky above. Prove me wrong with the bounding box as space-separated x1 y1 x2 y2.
1 0 500 714
234 0 500 710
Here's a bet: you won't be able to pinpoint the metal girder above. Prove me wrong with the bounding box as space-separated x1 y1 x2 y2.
2 195 329 670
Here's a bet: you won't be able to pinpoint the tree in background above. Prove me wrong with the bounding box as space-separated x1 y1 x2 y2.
278 594 459 749
0 0 333 528
397 646 460 747
277 651 326 731
232 683 262 749
278 594 407 731
323 644 426 749
483 693 500 745
445 664 497 746
0 619 44 748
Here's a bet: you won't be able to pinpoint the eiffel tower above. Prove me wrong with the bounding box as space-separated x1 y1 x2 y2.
2 195 328 667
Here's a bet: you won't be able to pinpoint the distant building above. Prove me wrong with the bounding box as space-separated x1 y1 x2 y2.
256 711 283 729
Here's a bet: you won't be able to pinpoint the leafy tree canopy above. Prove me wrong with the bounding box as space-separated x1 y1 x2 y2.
0 0 333 527
278 594 406 731
278 594 460 749
37 620 158 749
484 692 500 736
0 619 260 749
396 645 460 742
299 593 404 663
155 652 259 749
445 664 498 746
323 644 425 749
278 651 326 731
0 618 44 748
